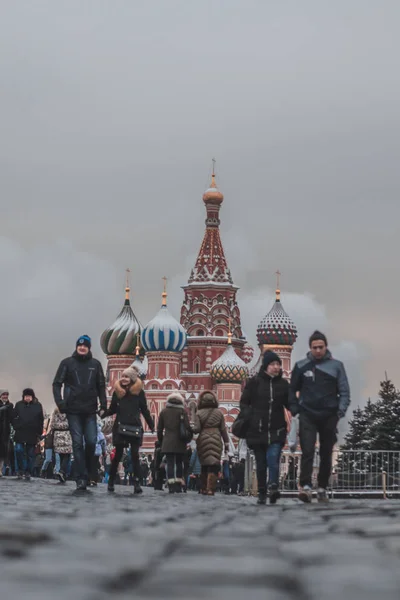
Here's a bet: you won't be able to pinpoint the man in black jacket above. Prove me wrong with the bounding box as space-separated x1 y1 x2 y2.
12 388 44 481
289 330 350 503
53 335 107 491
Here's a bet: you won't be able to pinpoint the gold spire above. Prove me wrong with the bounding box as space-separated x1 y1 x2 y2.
211 157 217 188
125 268 131 301
135 333 140 356
227 317 232 345
275 269 281 301
162 276 167 306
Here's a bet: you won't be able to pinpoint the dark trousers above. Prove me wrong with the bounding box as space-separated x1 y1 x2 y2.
59 453 70 476
110 444 141 482
299 412 338 489
15 443 36 475
165 453 184 481
67 414 97 482
253 442 283 492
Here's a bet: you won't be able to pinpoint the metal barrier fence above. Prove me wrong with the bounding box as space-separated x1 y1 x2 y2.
244 449 400 496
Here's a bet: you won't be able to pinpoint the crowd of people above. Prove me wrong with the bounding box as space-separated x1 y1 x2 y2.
0 330 350 504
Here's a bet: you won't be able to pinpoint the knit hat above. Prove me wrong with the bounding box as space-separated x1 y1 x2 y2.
121 366 139 383
76 335 92 349
22 388 35 399
0 389 9 397
309 330 328 347
262 351 282 370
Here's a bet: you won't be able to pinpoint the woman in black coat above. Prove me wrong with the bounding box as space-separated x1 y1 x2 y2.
0 390 14 476
240 351 289 505
105 367 154 494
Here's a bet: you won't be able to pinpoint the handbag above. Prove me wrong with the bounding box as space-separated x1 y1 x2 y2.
179 412 193 444
117 423 143 442
231 406 252 439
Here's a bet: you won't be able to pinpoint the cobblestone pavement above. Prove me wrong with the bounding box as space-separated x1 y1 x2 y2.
1 479 400 600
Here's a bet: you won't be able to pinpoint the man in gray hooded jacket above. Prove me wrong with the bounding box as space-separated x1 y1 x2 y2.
289 330 350 503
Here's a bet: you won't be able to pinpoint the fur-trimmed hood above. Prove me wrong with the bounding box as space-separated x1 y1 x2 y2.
166 392 184 409
114 378 143 399
198 390 218 410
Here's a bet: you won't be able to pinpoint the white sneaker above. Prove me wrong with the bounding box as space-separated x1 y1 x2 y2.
298 485 313 503
317 487 329 503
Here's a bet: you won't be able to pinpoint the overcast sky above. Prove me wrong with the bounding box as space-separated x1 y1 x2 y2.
1 1 399 424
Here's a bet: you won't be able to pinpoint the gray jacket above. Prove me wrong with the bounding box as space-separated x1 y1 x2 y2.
289 350 350 418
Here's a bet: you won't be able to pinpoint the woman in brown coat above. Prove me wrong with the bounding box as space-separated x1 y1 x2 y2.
193 391 229 496
157 393 192 494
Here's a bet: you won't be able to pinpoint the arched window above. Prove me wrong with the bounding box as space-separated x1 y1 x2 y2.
215 329 223 336
196 329 204 336
151 384 158 390
165 384 172 390
195 363 200 374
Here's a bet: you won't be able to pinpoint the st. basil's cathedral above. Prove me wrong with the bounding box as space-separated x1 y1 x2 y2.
100 169 298 450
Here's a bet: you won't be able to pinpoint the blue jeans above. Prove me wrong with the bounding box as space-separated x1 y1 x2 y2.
41 448 53 472
15 443 36 475
67 414 97 481
254 442 283 492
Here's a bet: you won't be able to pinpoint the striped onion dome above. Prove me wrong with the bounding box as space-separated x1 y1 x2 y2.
210 337 248 383
256 289 297 347
142 290 186 353
242 340 255 364
100 286 140 355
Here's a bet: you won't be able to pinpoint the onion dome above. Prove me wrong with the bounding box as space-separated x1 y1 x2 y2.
131 337 148 380
210 332 248 384
256 287 297 347
100 273 141 355
142 284 187 353
242 340 255 364
203 168 224 205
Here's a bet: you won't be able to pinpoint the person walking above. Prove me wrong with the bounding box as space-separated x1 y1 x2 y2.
239 351 289 505
193 390 229 496
157 392 192 493
12 389 44 480
105 366 154 494
52 335 107 491
0 389 14 477
50 407 72 484
289 330 351 503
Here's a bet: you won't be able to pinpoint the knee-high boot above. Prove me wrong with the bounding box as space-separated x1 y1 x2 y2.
207 473 218 496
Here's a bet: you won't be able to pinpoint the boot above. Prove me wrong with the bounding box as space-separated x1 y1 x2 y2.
168 479 175 494
174 480 182 493
257 489 267 505
207 473 218 496
133 478 143 494
107 477 115 492
76 479 87 491
200 472 208 495
268 484 281 505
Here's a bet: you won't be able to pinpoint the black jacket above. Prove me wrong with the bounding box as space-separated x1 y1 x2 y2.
240 371 289 448
52 351 107 415
107 379 154 446
289 351 351 418
12 400 44 445
0 401 14 458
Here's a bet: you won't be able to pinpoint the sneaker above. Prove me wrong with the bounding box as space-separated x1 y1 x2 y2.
57 472 66 484
298 485 313 503
89 481 98 487
268 484 281 505
317 488 329 503
257 490 267 505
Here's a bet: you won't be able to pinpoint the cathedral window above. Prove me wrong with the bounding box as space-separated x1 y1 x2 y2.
196 329 204 336
215 329 223 337
165 384 172 390
151 384 158 390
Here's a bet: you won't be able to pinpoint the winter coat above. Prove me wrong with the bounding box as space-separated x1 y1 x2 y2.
193 391 229 466
240 371 289 449
289 350 351 418
50 410 72 455
12 399 44 445
107 379 154 447
157 394 192 455
52 351 107 415
0 401 14 459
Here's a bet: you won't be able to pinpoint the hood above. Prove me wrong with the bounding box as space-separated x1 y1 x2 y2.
166 393 184 408
198 390 218 409
306 349 332 363
114 378 143 399
72 350 93 361
258 369 283 380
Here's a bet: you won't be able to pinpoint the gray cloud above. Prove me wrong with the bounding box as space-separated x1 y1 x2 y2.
1 1 399 412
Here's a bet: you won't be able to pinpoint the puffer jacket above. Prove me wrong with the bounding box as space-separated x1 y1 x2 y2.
193 391 229 466
240 370 289 448
50 410 72 455
157 394 191 455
